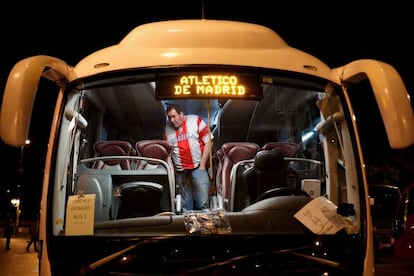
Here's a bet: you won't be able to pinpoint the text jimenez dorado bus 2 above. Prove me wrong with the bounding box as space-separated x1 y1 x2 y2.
1 20 414 275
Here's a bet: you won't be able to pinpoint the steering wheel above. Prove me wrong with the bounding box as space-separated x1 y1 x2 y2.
256 187 310 201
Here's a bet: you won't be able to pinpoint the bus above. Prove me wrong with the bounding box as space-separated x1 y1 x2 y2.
1 19 414 275
369 184 401 259
394 182 414 260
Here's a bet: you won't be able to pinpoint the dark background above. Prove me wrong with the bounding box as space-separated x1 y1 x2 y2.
1 1 413 220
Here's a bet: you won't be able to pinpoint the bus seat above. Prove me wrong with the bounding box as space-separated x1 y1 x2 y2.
219 142 259 209
93 140 137 170
213 148 225 194
261 142 300 157
135 139 177 212
116 182 163 218
243 150 288 203
135 139 174 170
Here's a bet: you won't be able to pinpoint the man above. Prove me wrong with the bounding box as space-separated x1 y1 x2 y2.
4 218 13 250
26 220 39 252
163 104 213 212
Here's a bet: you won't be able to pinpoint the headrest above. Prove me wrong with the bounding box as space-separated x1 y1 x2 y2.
136 140 172 159
95 140 136 155
222 142 259 163
94 141 136 166
262 142 300 157
255 150 285 171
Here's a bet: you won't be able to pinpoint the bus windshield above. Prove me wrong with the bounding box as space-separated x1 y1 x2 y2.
49 66 363 274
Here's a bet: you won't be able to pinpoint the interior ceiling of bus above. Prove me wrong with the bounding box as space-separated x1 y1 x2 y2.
85 81 319 149
86 83 221 141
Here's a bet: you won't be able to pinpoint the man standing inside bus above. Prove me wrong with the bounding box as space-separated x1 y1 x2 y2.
163 104 213 212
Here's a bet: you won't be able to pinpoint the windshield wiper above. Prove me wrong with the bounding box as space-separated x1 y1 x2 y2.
188 246 352 274
188 245 310 273
292 252 340 268
76 237 167 275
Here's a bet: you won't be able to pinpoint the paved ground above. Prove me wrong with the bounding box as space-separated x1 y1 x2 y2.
0 233 38 276
375 253 414 275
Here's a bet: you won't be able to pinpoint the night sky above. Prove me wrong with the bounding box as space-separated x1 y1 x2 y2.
1 1 413 220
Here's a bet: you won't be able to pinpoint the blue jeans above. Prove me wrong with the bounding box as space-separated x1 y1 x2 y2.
176 168 210 212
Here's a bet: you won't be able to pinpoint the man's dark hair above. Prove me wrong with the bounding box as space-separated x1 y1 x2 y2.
166 104 184 114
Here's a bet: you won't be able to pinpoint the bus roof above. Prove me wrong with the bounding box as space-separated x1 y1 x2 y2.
73 19 332 81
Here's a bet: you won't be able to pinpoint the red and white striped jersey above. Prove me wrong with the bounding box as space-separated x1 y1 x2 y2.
164 115 213 171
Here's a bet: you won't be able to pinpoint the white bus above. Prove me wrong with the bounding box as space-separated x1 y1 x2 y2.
1 19 413 275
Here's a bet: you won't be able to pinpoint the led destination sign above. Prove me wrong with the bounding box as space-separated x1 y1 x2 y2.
156 73 262 99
